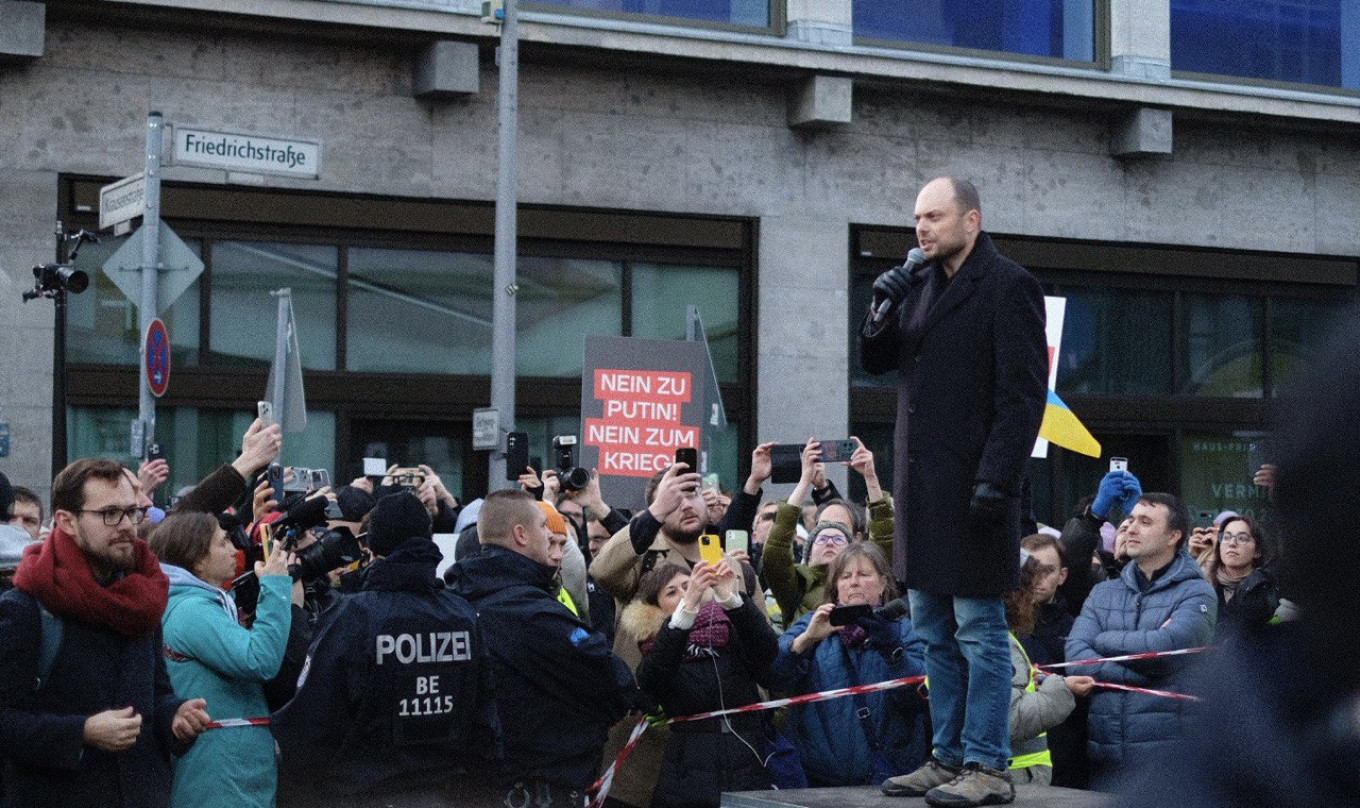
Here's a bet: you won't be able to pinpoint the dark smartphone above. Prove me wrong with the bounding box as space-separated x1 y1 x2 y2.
770 444 802 484
146 442 165 463
506 431 529 481
829 603 873 627
818 439 858 463
266 463 285 504
529 456 542 476
675 447 698 472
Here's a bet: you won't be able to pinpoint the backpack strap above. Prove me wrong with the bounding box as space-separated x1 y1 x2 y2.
36 602 63 690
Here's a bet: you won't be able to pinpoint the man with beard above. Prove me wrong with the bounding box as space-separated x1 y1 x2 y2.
0 459 211 808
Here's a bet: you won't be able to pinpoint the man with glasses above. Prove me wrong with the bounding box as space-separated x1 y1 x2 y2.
0 458 211 808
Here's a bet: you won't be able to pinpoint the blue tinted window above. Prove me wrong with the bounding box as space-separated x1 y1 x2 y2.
1171 0 1360 90
535 0 769 27
855 0 1095 61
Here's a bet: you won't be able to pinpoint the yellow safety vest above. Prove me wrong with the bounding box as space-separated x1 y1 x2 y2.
557 585 579 617
1008 633 1053 771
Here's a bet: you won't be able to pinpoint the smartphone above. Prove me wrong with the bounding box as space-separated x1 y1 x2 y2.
1109 456 1128 473
698 533 724 566
725 529 749 555
675 447 699 472
257 400 274 428
529 456 543 476
818 439 859 463
829 603 873 627
146 442 165 464
506 432 529 481
362 457 387 477
266 463 285 504
769 444 802 484
701 473 721 493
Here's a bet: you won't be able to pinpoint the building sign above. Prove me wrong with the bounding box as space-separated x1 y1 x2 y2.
171 126 321 178
99 173 146 231
581 336 708 512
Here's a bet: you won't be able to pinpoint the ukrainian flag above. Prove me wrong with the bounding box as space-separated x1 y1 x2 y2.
1039 390 1101 457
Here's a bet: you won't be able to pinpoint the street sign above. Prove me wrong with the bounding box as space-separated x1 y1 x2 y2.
101 224 205 315
99 173 147 232
472 408 500 450
145 319 170 398
170 126 321 179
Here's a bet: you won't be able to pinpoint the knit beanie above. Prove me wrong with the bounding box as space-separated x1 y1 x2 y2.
538 501 567 536
366 492 432 557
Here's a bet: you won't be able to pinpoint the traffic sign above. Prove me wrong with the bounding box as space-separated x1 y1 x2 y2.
101 223 205 315
145 319 170 397
99 173 147 232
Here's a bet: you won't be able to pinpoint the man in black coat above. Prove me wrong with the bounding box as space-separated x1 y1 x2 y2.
455 489 636 808
863 177 1047 808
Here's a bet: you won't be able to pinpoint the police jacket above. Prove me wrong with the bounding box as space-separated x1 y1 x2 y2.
1066 549 1216 769
454 544 636 791
271 538 498 798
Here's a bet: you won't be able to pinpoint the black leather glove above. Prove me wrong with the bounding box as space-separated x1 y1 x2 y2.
857 613 904 661
871 264 914 316
968 481 1010 524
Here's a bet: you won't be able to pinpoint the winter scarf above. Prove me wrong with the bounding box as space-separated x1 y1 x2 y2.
13 526 168 636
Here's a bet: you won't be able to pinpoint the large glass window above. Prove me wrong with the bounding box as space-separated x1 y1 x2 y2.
1271 297 1346 395
855 0 1096 62
531 0 771 28
631 263 740 382
1171 0 1360 91
517 256 625 378
67 405 335 504
1057 286 1173 396
68 236 202 367
1179 294 1264 397
1180 432 1274 527
210 242 337 370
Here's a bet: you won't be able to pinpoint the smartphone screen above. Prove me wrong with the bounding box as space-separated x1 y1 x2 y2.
698 533 723 566
1109 456 1128 473
725 529 749 555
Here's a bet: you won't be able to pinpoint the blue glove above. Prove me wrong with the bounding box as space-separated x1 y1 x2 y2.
1091 471 1125 519
857 614 904 661
1119 472 1143 515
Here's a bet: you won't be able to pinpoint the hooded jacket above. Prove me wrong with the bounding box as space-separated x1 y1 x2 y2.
160 564 291 808
272 538 498 798
454 543 635 791
1066 548 1216 768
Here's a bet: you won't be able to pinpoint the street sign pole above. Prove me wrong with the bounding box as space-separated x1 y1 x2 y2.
136 111 164 457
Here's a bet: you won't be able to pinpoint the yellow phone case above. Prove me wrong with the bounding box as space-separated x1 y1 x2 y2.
699 533 723 566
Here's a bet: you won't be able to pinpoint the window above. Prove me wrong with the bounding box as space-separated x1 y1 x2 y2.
1178 293 1264 397
1057 286 1173 396
530 0 772 28
855 0 1097 62
1171 0 1360 90
68 237 201 367
210 242 338 370
631 263 740 383
1270 297 1346 395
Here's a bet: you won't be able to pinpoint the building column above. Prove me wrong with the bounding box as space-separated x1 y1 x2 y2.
757 212 850 491
1109 0 1170 79
785 0 851 47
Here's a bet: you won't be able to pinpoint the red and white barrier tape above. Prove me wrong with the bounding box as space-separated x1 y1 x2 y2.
204 717 271 730
1089 681 1199 702
1038 645 1213 671
585 674 926 807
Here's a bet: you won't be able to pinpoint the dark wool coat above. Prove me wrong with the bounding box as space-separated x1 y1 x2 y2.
0 590 189 808
859 233 1047 596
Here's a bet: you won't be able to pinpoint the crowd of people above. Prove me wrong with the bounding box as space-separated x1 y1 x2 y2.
0 415 1304 808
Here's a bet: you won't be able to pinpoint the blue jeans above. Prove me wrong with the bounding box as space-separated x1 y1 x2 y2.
907 590 1012 771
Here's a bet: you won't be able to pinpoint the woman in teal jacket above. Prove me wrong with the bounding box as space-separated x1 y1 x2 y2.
150 512 295 808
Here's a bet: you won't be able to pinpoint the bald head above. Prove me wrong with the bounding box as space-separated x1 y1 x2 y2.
915 176 982 275
478 489 540 548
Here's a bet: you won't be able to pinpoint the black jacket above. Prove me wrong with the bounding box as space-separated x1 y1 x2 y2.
271 539 498 798
1214 567 1280 639
634 596 779 808
0 590 188 808
859 233 1047 595
454 544 636 791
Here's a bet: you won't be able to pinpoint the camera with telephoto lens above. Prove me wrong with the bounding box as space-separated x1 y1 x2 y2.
553 435 590 492
291 525 364 583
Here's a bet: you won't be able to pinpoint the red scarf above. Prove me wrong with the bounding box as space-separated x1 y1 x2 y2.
13 527 168 637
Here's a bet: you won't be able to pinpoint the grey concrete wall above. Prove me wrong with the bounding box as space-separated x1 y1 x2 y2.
2 19 1360 493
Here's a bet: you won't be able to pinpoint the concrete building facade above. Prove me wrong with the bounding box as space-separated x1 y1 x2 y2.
1 0 1356 522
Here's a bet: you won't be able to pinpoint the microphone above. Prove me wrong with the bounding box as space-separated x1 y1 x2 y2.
874 596 910 622
874 247 928 319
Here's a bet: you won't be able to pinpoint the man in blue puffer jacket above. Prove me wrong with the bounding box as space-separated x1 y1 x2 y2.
1065 492 1215 791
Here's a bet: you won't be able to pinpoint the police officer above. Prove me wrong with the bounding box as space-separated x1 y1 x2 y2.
271 492 498 807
